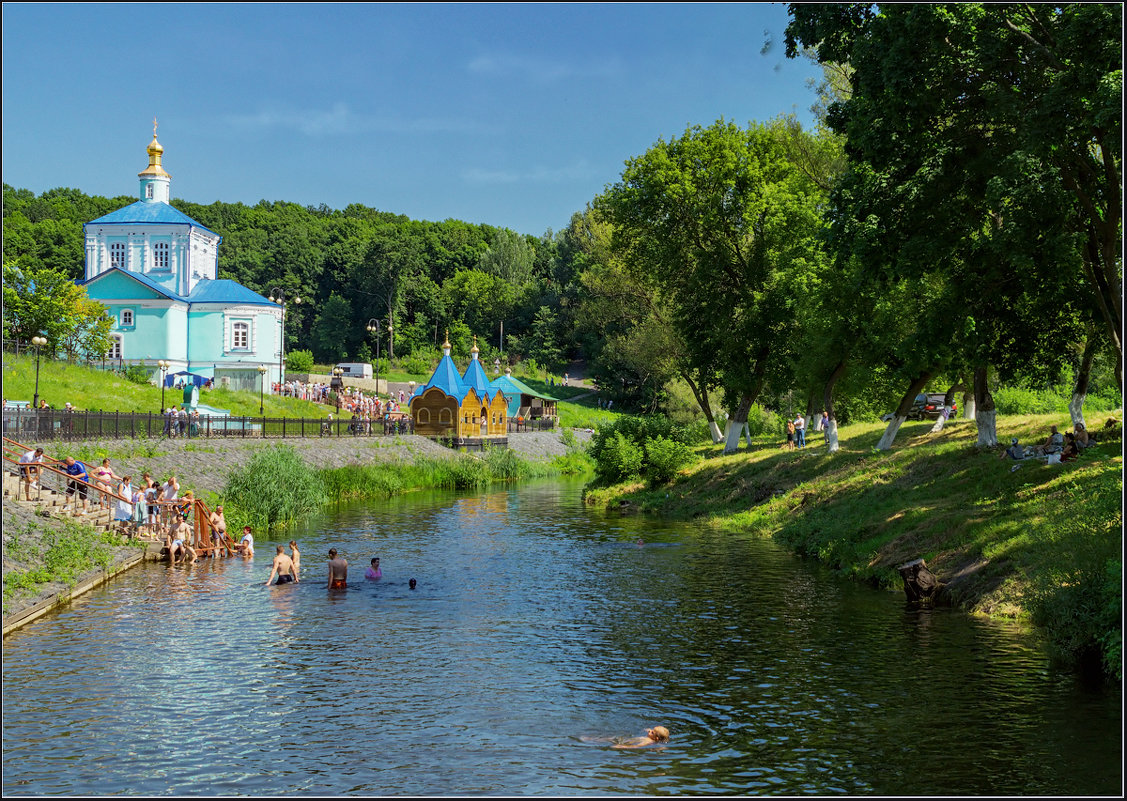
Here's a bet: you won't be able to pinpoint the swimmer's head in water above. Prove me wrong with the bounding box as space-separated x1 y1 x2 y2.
409 578 417 589
329 548 337 558
647 726 670 741
371 557 379 566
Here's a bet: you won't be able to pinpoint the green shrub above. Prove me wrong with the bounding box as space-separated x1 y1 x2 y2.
595 431 643 483
745 404 781 438
400 352 433 377
644 436 696 485
222 444 327 529
122 365 153 386
993 385 1066 415
286 349 314 373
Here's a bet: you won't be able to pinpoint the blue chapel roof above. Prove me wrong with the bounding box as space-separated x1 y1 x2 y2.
415 353 472 403
187 279 275 306
461 356 496 401
87 201 219 236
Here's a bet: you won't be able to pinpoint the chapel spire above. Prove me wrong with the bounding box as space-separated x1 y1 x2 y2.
138 117 171 203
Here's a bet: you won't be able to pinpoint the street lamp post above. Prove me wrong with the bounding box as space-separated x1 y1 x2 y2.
31 336 48 411
158 360 170 414
268 288 302 391
366 318 382 398
257 365 268 415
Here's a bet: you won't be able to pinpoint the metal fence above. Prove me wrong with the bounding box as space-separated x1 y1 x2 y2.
2 408 556 442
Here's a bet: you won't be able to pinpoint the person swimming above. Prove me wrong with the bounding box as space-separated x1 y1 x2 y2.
364 557 382 580
610 726 670 750
409 578 417 590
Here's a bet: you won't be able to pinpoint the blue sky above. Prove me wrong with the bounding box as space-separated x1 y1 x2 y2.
2 3 823 236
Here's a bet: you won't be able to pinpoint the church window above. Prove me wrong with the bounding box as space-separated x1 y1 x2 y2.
108 335 123 361
121 309 134 327
110 243 126 270
146 184 153 199
153 242 170 271
439 408 452 424
232 321 250 350
418 409 431 424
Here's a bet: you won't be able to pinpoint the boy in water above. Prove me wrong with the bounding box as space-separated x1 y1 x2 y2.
265 545 298 585
611 726 671 750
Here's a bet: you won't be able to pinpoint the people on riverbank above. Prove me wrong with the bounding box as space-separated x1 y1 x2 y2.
93 458 119 510
327 548 348 588
167 514 196 563
365 557 382 579
113 476 134 534
998 438 1026 461
61 456 92 515
784 420 796 451
18 446 45 500
794 414 806 448
1035 425 1064 456
265 545 298 585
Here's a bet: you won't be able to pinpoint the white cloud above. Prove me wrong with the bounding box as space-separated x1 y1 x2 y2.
462 159 597 185
467 53 620 82
224 103 496 136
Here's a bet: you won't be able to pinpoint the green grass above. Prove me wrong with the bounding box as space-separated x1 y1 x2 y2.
2 518 142 615
3 354 335 418
584 411 1123 679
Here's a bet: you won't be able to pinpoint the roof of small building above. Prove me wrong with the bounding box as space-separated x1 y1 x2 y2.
415 353 470 403
80 267 187 302
461 356 497 402
489 374 560 401
87 200 219 236
188 279 275 306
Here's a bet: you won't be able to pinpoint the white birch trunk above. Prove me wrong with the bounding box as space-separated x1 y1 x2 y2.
975 408 997 447
709 420 724 444
1068 392 1086 430
929 405 953 433
723 421 743 454
876 415 906 450
963 396 976 420
825 419 840 453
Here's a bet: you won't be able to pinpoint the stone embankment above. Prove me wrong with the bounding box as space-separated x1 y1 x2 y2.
2 430 589 631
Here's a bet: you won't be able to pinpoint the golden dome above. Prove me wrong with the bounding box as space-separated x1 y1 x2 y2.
138 119 170 179
471 336 479 354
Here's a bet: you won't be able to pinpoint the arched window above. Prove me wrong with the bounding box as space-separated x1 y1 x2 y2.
418 408 430 424
152 242 169 271
232 321 250 350
121 309 134 327
107 335 123 360
439 408 452 424
110 242 126 269
146 184 154 199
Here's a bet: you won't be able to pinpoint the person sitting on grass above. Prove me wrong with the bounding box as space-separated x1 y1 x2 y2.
1060 433 1080 462
166 513 197 563
1035 425 1064 456
1074 423 1092 449
998 437 1026 461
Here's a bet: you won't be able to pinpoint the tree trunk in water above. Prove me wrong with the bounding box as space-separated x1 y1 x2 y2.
682 372 724 444
723 393 754 454
1069 331 1098 430
876 372 932 451
973 366 997 447
822 360 846 454
929 382 963 433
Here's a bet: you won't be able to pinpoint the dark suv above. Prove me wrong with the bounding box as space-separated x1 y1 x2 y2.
907 392 957 420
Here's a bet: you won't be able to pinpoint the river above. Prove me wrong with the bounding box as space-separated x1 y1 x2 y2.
2 479 1121 795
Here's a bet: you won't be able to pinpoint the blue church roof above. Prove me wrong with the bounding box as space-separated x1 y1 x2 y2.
461 356 496 401
80 267 187 302
415 353 470 403
87 201 219 236
188 279 275 306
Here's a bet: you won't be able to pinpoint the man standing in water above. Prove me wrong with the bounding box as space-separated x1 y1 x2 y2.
327 548 348 589
210 505 228 556
265 545 298 586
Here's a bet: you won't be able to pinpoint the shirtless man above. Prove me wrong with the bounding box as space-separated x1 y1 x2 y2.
210 505 228 556
265 545 298 585
327 548 348 589
166 514 197 563
289 540 301 578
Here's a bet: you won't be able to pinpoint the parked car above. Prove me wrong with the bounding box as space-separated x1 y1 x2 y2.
881 393 958 422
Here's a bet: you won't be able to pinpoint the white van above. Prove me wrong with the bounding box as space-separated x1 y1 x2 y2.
335 362 374 380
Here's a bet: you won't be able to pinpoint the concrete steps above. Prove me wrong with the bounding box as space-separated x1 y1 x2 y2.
3 471 118 533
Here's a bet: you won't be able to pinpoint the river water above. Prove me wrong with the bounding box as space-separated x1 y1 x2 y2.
2 479 1121 795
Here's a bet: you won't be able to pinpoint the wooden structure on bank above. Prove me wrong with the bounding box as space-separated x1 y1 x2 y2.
410 336 509 439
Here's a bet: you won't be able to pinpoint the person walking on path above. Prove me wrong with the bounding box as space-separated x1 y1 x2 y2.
327 548 348 589
18 447 45 500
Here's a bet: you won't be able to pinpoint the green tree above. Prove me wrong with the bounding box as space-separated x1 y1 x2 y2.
598 117 829 453
311 292 353 364
2 261 113 359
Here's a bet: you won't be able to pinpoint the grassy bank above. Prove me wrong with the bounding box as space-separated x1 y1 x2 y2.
2 514 143 615
585 412 1123 679
3 354 334 417
219 442 593 531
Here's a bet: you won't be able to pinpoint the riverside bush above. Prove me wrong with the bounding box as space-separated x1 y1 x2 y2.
286 349 314 373
644 436 696 486
589 415 694 484
595 431 643 483
222 444 328 529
